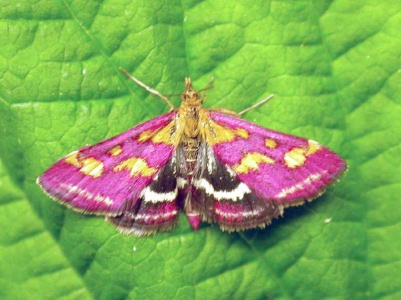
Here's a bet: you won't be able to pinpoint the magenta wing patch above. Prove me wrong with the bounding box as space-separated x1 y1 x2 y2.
210 112 347 206
38 112 176 216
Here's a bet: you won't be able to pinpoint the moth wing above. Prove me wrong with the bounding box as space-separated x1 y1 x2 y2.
209 112 347 206
187 142 282 231
107 148 189 236
38 112 177 216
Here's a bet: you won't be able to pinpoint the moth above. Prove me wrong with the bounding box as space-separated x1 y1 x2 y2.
37 69 347 236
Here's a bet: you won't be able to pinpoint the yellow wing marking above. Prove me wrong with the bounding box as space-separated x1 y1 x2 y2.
205 121 236 145
234 128 249 139
202 123 249 147
108 145 123 156
138 122 176 145
265 139 277 149
138 130 154 142
64 152 104 178
233 153 275 174
113 158 157 177
64 152 80 167
80 158 104 178
196 110 249 146
284 140 321 169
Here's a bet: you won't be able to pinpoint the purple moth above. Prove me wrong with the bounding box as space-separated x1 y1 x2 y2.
37 69 347 236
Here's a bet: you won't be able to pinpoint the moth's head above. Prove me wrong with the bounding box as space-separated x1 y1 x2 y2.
181 78 201 105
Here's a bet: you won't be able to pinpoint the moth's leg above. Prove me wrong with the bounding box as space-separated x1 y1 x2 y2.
119 67 176 111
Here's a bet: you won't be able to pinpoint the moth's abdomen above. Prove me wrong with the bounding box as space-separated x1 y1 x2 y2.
181 137 201 176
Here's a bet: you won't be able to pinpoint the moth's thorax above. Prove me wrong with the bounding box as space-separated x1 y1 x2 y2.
178 77 204 138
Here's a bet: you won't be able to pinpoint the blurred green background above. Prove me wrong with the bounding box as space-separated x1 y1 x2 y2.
1 1 400 299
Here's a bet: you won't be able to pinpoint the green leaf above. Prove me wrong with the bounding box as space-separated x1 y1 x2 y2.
1 0 400 299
